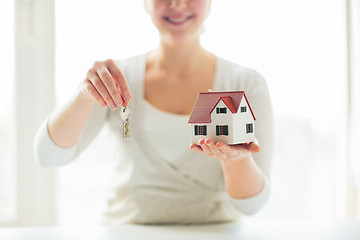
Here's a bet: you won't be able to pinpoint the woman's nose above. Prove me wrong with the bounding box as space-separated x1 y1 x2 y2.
169 0 187 9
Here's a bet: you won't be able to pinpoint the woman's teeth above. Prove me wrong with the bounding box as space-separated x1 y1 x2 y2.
165 16 192 23
170 18 187 23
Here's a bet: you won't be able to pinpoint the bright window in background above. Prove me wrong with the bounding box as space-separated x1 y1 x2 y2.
55 0 347 225
203 0 347 219
0 0 15 221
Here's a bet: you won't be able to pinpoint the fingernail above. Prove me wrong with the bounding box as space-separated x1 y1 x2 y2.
116 99 123 106
111 104 116 109
125 96 131 102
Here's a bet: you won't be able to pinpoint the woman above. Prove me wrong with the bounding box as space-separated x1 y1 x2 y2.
35 0 273 225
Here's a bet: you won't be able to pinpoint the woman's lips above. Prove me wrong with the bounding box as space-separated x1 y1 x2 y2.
164 15 193 25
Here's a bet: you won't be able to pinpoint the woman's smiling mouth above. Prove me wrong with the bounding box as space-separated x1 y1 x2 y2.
164 15 193 25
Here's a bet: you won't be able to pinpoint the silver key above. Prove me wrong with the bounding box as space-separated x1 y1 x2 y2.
120 106 130 139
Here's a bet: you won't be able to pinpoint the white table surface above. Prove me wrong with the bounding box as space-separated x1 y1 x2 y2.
1 219 359 240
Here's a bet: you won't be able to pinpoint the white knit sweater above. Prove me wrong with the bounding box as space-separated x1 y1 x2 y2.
34 54 274 225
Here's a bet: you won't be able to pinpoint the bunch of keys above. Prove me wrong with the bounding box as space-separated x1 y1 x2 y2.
120 106 130 139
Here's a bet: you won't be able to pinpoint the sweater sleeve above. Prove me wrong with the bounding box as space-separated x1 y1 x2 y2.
34 103 108 168
226 64 274 215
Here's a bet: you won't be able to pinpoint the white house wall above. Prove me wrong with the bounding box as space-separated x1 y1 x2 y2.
209 100 234 142
233 97 255 143
189 100 233 144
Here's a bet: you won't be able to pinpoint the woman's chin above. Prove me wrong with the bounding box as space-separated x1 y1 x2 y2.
161 30 200 44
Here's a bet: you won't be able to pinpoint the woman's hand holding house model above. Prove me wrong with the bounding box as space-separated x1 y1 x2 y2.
190 138 260 162
188 90 264 199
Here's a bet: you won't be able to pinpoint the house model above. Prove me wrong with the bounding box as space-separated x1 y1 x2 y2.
188 90 256 145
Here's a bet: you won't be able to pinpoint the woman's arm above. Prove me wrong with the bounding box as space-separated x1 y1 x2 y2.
190 140 264 199
48 59 131 148
47 89 94 148
34 59 131 167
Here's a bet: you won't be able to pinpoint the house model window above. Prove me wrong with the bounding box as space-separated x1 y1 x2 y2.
194 125 207 136
246 123 254 133
216 125 229 136
188 91 256 144
216 107 227 114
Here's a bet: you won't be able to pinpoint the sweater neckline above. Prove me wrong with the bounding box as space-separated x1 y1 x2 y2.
129 53 223 192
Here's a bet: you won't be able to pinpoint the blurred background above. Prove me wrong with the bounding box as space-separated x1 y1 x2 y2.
1 0 360 226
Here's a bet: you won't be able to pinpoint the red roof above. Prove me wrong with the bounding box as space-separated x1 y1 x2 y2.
188 91 256 123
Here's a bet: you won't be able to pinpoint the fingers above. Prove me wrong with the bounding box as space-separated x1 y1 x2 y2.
97 66 123 107
82 59 131 109
189 138 260 161
204 138 223 155
216 142 243 159
216 141 260 154
91 68 117 109
105 59 131 103
247 142 261 153
198 139 213 155
82 80 107 107
195 138 227 160
189 144 203 153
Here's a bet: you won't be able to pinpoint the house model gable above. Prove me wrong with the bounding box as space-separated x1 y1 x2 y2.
188 91 256 145
210 96 237 114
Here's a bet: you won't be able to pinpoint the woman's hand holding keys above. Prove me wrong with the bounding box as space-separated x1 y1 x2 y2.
81 59 131 109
